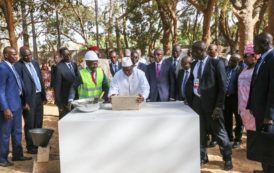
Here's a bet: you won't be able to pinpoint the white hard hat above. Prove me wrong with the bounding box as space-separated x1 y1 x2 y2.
121 57 133 67
84 51 98 61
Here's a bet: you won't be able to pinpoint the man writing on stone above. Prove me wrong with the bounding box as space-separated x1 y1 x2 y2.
108 57 150 103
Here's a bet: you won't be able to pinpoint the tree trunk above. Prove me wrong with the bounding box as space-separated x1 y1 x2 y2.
1 0 17 50
192 10 199 44
115 19 122 57
122 17 129 48
235 1 257 55
202 0 215 45
21 0 29 46
156 1 172 55
56 9 61 50
269 0 274 40
30 7 38 60
107 0 113 48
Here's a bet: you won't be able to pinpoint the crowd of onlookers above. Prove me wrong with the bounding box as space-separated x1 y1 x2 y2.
0 32 273 173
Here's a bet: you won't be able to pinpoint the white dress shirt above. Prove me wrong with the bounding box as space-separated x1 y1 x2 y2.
108 68 150 99
192 56 209 97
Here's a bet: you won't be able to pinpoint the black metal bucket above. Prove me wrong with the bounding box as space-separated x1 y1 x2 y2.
29 128 54 147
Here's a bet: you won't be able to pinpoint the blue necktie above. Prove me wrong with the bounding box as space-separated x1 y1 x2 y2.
181 71 189 98
226 69 232 92
114 64 118 73
68 63 75 75
11 65 23 94
197 61 203 94
28 63 41 92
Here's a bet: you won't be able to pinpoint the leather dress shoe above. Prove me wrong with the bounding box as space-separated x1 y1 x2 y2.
224 160 233 170
0 160 14 167
12 156 32 161
200 159 209 165
208 141 217 148
232 141 241 149
27 148 38 154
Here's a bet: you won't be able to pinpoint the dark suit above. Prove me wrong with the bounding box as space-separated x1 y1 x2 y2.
109 62 122 77
247 49 274 172
146 59 175 101
137 62 147 73
176 69 189 100
15 59 46 151
54 60 81 119
185 57 232 161
0 61 24 163
223 66 243 142
165 57 182 77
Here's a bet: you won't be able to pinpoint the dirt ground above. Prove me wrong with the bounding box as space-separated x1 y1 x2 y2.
0 104 261 173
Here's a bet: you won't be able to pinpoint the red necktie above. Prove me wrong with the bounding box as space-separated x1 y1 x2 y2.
91 71 96 84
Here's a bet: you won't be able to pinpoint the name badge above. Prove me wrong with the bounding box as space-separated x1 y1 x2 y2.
194 79 200 89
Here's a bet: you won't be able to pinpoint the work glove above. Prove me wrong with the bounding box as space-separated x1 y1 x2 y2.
212 107 222 120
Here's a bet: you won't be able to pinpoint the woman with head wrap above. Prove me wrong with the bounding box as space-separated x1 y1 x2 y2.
238 43 258 131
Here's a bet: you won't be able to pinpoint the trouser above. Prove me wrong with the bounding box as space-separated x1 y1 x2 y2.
262 163 274 173
23 92 43 150
58 104 71 120
0 108 23 162
192 96 232 161
224 95 243 142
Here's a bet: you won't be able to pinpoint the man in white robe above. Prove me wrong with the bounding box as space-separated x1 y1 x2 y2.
108 57 150 103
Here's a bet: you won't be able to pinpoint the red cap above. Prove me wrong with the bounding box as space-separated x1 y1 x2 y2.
88 46 99 51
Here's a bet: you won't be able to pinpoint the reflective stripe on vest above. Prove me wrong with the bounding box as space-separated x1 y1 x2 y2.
78 68 104 99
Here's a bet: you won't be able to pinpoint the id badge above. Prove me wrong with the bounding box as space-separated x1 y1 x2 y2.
194 79 200 89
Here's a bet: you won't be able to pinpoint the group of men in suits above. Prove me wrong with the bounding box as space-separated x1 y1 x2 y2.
0 46 45 167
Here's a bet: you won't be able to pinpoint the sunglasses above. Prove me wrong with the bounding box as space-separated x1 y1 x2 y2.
244 54 254 58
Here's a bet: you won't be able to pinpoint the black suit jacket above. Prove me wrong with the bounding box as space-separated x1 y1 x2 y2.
54 60 81 107
176 69 189 101
109 62 122 77
146 59 175 101
247 49 274 127
14 59 46 106
137 62 147 73
185 58 226 116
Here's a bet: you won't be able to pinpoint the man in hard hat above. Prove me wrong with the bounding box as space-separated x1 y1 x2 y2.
78 51 109 101
108 57 150 103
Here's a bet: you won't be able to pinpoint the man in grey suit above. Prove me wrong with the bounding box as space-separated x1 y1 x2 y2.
165 44 183 77
146 48 175 102
15 46 46 154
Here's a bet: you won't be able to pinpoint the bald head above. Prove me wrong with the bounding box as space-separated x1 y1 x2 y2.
20 46 32 62
172 44 182 59
208 44 218 58
192 41 207 60
154 48 164 63
228 53 240 68
254 32 273 54
181 56 192 70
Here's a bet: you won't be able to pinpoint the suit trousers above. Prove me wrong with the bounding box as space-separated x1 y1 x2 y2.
262 163 274 173
192 96 232 161
58 104 71 120
0 108 23 162
23 92 43 150
223 95 243 142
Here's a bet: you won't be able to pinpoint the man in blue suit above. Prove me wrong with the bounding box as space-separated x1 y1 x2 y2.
15 46 46 154
0 47 32 167
146 48 175 102
109 50 122 77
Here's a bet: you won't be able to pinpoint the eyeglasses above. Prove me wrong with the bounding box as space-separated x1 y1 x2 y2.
244 54 254 58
